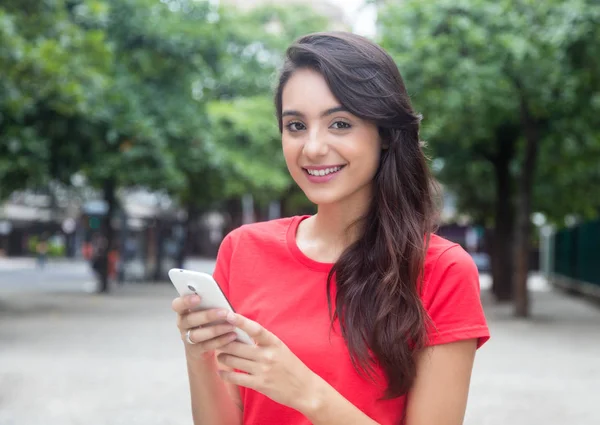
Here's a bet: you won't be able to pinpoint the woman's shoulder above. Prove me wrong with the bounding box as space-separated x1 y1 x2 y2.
213 216 303 286
424 233 475 270
422 233 480 297
422 233 490 348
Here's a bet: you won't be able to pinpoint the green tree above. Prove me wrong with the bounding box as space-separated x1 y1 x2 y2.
1 0 343 287
206 95 291 204
1 0 215 290
136 1 334 262
378 0 600 316
91 0 223 283
199 3 331 230
0 0 112 198
213 4 332 98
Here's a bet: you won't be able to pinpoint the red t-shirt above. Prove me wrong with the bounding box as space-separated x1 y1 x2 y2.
213 215 490 425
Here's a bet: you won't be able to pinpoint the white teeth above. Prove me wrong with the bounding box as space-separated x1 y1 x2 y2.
306 166 342 176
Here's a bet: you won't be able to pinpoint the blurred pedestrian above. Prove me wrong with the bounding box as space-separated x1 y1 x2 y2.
90 233 107 280
172 32 490 425
108 244 119 282
82 241 93 261
36 236 48 269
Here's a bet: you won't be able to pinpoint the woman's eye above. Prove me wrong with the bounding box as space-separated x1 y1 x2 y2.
285 121 306 132
331 121 352 130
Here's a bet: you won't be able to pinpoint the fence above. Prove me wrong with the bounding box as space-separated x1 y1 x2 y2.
551 219 600 296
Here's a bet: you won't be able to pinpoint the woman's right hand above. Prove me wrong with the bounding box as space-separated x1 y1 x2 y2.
172 294 239 360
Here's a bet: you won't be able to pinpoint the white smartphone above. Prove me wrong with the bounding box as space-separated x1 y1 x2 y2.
168 268 253 345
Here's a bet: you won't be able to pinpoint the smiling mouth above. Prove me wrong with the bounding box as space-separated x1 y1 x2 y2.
302 165 346 177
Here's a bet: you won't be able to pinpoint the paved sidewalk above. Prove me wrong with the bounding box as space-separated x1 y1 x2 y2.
0 257 36 271
0 256 218 272
0 257 85 270
467 288 599 425
0 273 599 425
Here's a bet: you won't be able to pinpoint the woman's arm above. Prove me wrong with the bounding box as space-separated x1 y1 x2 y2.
404 339 478 425
186 350 243 425
172 294 243 425
302 339 477 425
299 376 380 424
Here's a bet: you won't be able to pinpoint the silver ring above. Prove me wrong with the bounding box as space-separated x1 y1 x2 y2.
185 329 196 345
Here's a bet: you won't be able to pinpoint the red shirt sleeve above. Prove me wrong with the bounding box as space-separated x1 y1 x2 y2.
212 231 235 298
422 245 490 348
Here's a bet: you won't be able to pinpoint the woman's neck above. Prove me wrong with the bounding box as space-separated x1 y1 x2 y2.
313 205 363 246
297 192 372 263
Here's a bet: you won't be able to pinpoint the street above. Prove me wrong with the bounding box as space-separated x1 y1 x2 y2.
1 259 599 425
0 258 96 293
0 257 218 294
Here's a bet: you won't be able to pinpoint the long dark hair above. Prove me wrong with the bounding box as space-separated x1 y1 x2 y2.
274 32 437 399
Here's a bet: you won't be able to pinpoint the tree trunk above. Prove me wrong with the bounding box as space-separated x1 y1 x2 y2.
153 218 164 281
513 103 540 317
176 201 198 269
491 185 514 301
97 177 117 293
224 197 243 235
491 135 516 301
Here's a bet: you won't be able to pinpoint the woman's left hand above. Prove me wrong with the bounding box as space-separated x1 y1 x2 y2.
216 312 323 413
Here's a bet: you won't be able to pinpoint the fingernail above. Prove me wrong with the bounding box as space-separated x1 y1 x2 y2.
216 310 228 317
226 312 236 323
189 294 200 304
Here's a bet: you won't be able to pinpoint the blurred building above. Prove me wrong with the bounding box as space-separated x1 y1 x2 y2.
219 0 351 31
0 190 80 258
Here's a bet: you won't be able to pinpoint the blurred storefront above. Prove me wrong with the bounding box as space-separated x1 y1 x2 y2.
0 192 79 258
81 193 182 282
0 188 227 282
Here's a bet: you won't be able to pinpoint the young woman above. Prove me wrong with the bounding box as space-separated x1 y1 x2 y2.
172 32 490 425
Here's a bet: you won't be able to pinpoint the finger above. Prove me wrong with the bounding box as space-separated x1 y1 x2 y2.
225 313 275 346
171 297 188 314
217 352 260 375
218 340 260 360
171 294 200 313
197 332 238 352
187 324 237 344
218 370 258 391
179 308 229 330
184 294 202 309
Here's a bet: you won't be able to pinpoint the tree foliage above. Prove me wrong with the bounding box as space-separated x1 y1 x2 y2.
0 0 334 288
0 0 112 196
378 0 600 225
378 0 600 314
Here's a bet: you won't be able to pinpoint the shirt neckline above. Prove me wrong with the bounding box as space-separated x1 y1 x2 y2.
286 215 335 272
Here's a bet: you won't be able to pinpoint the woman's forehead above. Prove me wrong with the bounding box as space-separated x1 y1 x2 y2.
281 69 341 114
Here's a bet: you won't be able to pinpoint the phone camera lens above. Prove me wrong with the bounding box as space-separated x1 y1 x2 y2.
187 284 196 292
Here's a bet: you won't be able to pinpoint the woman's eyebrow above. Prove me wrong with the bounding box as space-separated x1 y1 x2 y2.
281 106 349 119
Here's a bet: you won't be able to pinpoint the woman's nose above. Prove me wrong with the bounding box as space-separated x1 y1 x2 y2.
302 128 329 158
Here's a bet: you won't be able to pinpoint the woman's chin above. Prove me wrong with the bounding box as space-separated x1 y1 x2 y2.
302 191 346 207
299 182 373 212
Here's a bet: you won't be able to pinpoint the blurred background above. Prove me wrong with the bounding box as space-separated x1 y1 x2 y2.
0 0 598 424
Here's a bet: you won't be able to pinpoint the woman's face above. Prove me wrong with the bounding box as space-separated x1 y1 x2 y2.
281 68 381 208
